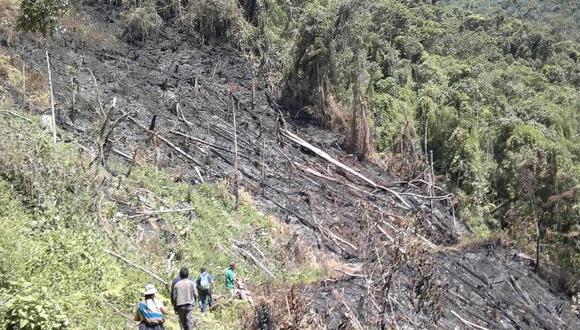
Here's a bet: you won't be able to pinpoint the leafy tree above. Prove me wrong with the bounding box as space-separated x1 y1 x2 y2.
17 0 70 36
262 0 580 274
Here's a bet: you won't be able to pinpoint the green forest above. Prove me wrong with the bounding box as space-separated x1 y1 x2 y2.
249 0 580 273
1 0 578 328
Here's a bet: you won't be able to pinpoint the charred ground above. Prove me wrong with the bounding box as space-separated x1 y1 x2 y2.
2 2 578 329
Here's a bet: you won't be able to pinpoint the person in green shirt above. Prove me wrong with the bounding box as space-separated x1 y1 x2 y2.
225 262 237 297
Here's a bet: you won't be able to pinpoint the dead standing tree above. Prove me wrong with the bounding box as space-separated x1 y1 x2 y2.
230 83 240 211
46 50 57 145
350 48 372 161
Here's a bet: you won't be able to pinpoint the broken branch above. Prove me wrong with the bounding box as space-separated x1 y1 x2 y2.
450 310 491 330
125 114 204 182
280 129 411 209
233 243 274 278
104 249 168 285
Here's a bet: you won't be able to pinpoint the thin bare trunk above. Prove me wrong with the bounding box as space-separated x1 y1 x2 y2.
424 119 428 163
429 150 435 219
350 50 371 160
534 209 541 272
46 50 57 145
251 58 256 109
22 59 26 98
231 90 239 210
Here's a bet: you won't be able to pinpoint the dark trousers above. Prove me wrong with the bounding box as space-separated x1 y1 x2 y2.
176 305 195 330
198 289 211 313
138 323 165 330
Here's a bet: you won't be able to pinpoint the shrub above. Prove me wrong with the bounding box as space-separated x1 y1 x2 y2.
182 0 251 45
17 0 70 36
122 4 163 43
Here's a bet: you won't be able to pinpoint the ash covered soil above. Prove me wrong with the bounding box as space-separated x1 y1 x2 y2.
8 3 579 329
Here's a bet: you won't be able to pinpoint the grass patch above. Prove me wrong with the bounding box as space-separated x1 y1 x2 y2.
0 101 146 328
0 96 326 328
123 164 282 286
0 47 50 108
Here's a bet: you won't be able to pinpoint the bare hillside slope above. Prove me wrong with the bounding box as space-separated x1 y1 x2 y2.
5 3 578 329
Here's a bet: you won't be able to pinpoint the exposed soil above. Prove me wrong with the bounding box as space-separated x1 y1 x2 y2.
6 3 579 329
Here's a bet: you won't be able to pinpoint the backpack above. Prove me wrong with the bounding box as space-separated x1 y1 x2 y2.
199 273 211 290
138 300 164 325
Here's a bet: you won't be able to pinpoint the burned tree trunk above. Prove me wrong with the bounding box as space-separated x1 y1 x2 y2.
239 0 257 23
350 49 372 160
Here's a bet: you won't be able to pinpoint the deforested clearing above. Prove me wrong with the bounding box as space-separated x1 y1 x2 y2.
0 0 578 329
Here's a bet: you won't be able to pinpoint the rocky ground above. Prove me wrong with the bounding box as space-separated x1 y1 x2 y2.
4 2 578 329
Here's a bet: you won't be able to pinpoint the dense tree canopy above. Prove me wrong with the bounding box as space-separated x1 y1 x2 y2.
259 0 579 273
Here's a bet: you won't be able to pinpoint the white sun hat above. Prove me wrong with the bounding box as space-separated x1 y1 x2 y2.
143 284 157 295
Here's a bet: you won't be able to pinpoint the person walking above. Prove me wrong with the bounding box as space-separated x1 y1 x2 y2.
196 267 213 313
170 267 186 312
225 262 237 298
172 267 197 330
135 284 168 330
224 262 255 306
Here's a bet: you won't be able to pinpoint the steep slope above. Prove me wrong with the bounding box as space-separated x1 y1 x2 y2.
2 2 579 329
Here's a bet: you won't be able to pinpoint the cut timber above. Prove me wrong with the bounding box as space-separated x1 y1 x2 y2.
233 243 274 278
171 130 233 153
332 290 364 330
280 129 411 209
104 249 168 285
381 219 438 251
321 227 358 252
128 207 195 218
376 225 407 254
46 50 57 145
450 310 491 330
112 148 132 160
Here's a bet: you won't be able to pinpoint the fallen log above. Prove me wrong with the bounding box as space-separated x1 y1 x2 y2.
128 207 195 218
0 110 32 123
398 191 453 200
450 310 491 330
233 243 274 278
104 249 168 285
171 130 233 153
280 129 411 209
112 148 133 161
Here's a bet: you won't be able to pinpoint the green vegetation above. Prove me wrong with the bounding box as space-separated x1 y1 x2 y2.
0 101 140 328
0 92 311 327
122 4 163 43
6 0 578 322
252 0 580 273
17 0 70 35
182 0 248 43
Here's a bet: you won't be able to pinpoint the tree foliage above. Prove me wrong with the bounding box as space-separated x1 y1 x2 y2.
255 0 579 273
17 0 70 36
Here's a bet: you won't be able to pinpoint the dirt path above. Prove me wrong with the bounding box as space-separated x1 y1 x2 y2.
11 4 579 329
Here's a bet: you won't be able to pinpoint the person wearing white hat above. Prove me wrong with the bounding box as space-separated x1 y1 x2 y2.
135 284 168 329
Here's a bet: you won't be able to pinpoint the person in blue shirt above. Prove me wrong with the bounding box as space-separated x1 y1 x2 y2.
195 267 213 313
135 284 168 329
